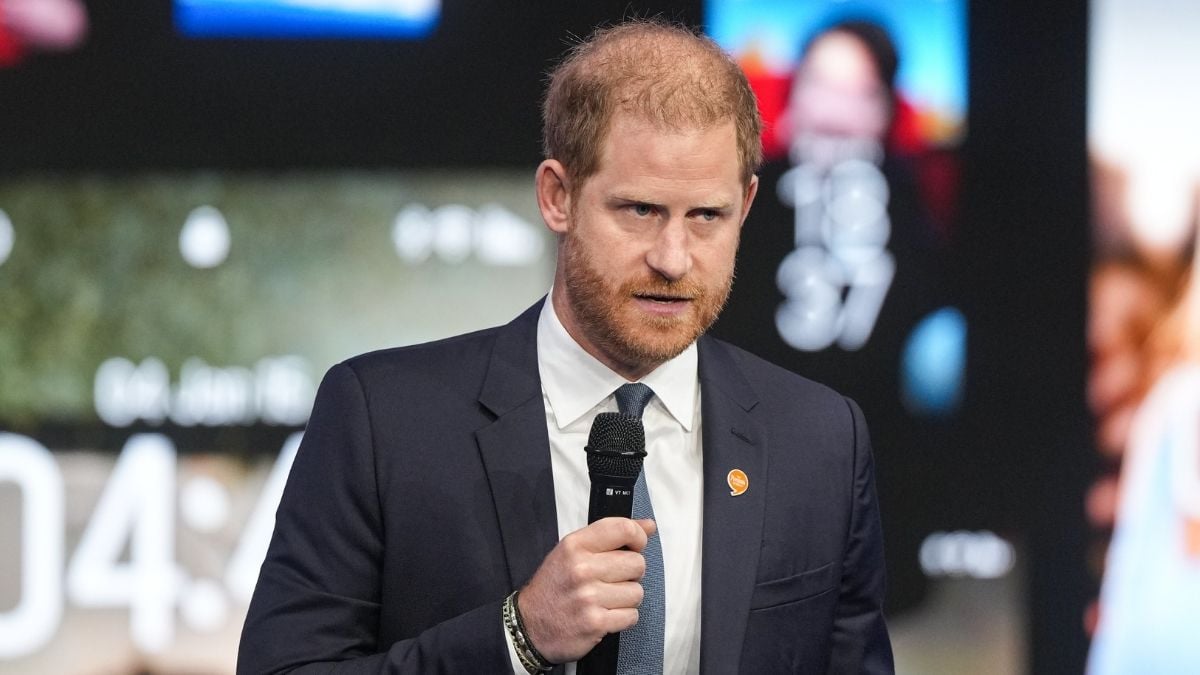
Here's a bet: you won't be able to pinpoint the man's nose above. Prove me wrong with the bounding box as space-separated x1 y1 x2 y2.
645 219 691 281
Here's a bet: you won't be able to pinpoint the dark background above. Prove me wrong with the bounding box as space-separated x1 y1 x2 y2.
963 2 1092 672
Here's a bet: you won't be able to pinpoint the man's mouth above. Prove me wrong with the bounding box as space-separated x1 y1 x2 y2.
634 292 692 304
631 292 696 318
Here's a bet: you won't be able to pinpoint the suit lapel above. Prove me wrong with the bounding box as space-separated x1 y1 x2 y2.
475 300 561 590
697 337 767 674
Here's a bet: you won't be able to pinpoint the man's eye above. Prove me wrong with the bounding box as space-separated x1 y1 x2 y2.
698 210 719 221
632 204 654 217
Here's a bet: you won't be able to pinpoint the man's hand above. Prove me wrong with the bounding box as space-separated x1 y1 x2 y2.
517 517 656 664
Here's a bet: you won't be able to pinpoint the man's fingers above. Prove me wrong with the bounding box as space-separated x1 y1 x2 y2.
599 607 640 634
599 579 645 611
573 517 649 553
592 551 646 584
518 517 656 663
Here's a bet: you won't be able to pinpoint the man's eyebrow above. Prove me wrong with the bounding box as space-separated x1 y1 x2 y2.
606 193 735 211
607 193 659 205
691 201 735 211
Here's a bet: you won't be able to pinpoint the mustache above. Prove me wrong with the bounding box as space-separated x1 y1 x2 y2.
622 276 705 300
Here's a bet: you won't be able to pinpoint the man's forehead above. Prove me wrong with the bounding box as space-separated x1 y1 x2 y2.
588 115 739 181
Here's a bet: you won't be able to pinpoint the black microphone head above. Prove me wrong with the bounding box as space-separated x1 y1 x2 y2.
584 412 646 478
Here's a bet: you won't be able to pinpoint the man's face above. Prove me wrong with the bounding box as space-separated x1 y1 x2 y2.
551 112 757 378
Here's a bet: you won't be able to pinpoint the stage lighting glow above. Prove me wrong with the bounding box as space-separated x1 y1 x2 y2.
901 306 966 416
391 202 545 266
180 206 231 269
175 0 441 39
920 531 1015 579
0 208 13 266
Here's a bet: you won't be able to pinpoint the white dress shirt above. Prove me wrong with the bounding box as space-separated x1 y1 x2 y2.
507 298 704 674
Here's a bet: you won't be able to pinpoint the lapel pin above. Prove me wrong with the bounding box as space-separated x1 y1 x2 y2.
727 469 748 496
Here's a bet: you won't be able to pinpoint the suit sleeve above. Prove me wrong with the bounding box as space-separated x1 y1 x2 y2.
236 363 511 674
827 397 895 674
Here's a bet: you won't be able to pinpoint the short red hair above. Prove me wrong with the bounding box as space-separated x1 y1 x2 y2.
542 20 763 192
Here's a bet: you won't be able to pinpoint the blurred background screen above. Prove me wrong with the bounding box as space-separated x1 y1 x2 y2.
1085 0 1200 672
1 3 569 672
3 1 1195 673
174 0 442 39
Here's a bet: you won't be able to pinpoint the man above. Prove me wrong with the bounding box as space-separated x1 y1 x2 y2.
239 20 892 674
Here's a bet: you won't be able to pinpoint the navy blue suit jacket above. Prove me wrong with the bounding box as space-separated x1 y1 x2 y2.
238 300 893 673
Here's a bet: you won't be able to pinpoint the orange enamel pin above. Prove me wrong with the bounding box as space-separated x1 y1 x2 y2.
727 468 748 496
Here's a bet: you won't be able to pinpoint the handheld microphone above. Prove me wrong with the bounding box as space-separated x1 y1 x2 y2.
585 412 646 523
578 412 646 675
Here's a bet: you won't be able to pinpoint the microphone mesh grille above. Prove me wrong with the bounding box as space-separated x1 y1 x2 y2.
585 412 646 477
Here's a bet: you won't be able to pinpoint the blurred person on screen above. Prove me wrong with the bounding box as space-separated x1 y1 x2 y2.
1086 3 1200 666
238 18 893 675
1088 268 1200 671
1088 216 1200 674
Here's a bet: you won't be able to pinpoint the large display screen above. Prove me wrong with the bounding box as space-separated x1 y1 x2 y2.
0 172 552 672
1086 0 1200 671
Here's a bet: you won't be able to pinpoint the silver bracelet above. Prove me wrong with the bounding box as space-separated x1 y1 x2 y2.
503 590 554 673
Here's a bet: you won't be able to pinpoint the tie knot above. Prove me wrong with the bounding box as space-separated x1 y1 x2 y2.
615 383 655 418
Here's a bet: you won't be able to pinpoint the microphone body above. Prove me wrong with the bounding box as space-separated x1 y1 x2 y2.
577 412 646 675
586 468 638 523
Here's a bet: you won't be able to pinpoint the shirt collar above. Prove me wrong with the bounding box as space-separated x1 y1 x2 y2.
537 295 698 432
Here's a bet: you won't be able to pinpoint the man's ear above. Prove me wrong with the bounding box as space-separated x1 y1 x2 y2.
535 159 572 235
739 174 760 227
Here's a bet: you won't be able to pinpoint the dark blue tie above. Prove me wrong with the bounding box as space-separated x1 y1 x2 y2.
613 383 665 674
